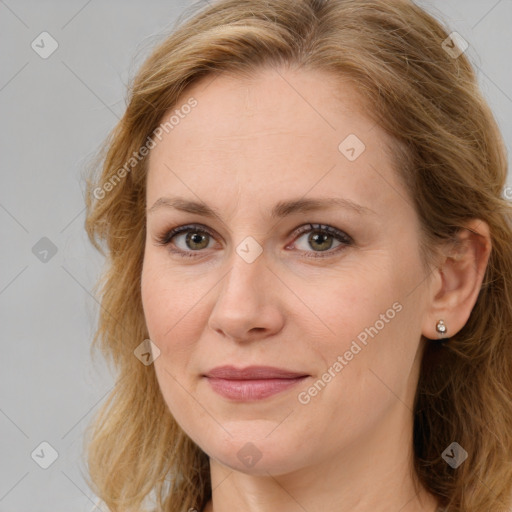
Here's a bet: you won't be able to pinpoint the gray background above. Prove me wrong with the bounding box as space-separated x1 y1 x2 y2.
0 1 511 511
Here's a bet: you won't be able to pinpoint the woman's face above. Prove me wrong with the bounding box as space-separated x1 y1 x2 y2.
141 66 433 476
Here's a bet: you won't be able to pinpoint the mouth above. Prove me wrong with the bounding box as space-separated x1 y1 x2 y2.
202 365 310 401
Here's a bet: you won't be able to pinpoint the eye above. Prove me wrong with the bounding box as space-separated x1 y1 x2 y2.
154 222 353 259
154 224 216 258
288 223 353 258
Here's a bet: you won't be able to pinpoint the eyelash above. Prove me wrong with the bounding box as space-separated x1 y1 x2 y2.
154 223 353 259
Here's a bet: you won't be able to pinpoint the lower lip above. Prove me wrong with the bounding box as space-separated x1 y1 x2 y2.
205 376 308 401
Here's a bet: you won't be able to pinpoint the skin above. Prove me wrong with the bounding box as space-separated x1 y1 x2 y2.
141 65 491 512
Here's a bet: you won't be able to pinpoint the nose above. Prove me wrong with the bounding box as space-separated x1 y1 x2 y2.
207 249 285 343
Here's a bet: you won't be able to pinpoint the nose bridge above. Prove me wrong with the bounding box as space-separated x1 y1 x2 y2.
220 242 268 305
208 241 283 340
216 215 268 292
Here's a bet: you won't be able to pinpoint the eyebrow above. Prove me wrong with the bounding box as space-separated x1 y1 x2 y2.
147 196 376 220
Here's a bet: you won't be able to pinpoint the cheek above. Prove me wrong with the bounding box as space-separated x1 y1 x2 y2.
302 261 423 399
299 264 401 350
141 251 202 346
141 257 209 433
141 258 169 342
140 250 216 414
295 300 419 449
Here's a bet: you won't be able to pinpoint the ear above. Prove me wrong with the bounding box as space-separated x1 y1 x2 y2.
422 219 492 340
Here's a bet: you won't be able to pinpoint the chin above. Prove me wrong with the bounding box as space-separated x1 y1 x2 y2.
198 430 311 477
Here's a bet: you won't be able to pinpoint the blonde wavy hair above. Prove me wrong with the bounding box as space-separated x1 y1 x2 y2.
83 0 512 511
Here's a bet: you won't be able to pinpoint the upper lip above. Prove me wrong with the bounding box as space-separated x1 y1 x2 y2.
204 365 308 380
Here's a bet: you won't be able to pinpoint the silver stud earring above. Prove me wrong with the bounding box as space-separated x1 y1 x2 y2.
436 319 447 337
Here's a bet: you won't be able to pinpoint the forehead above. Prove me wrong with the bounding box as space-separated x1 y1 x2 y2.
146 67 408 219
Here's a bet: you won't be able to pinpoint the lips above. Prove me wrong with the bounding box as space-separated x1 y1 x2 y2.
204 365 308 380
203 366 309 401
